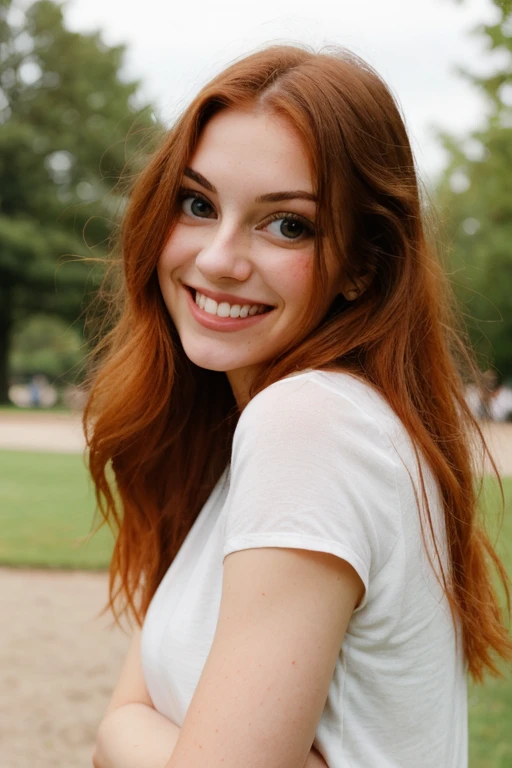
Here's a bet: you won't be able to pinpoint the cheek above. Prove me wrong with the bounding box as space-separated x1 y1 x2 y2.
278 252 315 301
159 232 181 272
159 223 200 272
157 234 184 303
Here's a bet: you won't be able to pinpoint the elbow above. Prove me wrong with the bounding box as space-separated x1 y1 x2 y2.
91 743 106 768
91 719 111 768
91 745 101 768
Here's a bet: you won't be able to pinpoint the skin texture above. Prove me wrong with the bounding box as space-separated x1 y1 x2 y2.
157 106 348 408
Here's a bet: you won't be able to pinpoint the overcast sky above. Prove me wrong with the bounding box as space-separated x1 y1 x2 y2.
62 0 503 187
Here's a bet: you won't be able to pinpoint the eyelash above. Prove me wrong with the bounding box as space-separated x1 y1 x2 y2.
176 187 316 241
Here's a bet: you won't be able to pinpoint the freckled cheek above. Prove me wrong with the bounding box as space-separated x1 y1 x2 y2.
276 253 315 302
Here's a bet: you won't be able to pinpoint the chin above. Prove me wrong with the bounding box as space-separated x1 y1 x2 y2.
181 339 272 375
180 343 241 373
191 358 230 373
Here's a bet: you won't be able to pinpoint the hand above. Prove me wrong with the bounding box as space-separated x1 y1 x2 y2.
93 703 181 768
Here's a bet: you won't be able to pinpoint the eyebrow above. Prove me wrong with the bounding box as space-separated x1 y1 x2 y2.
183 166 317 203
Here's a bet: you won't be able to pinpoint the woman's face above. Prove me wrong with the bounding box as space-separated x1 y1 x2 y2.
157 107 344 405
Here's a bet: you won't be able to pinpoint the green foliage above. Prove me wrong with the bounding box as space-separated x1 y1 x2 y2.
0 0 162 399
435 0 512 380
10 313 84 379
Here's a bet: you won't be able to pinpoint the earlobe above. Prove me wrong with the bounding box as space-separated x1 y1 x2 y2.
341 273 373 301
340 285 361 301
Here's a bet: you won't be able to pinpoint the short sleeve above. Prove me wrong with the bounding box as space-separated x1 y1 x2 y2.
221 375 402 610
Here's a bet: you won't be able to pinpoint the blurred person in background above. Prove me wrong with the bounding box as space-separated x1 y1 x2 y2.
29 375 42 408
84 44 512 768
465 369 512 422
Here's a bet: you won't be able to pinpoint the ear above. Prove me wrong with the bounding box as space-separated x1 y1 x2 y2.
340 273 373 301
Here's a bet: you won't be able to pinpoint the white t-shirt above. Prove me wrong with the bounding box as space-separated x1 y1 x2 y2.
141 369 468 767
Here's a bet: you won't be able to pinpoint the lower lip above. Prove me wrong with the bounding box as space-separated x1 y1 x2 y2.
184 286 274 332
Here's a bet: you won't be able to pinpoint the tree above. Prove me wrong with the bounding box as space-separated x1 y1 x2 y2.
435 0 512 380
10 313 83 380
0 0 159 402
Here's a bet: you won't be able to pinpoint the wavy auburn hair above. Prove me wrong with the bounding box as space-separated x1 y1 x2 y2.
84 44 511 682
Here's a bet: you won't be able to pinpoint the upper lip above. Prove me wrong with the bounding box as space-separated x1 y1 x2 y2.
184 283 275 308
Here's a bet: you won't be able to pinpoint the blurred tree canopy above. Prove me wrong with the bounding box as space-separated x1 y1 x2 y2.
10 313 83 379
0 0 160 402
436 0 512 380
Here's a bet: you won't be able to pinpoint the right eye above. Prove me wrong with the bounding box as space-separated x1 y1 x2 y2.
178 189 216 219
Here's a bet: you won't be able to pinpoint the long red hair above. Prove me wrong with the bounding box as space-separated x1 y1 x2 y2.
83 44 511 682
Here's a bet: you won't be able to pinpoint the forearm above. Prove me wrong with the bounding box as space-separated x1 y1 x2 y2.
93 703 181 768
93 702 328 768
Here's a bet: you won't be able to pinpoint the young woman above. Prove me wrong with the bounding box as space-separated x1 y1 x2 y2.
87 44 511 768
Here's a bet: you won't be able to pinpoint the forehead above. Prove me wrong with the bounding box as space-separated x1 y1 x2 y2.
189 108 314 191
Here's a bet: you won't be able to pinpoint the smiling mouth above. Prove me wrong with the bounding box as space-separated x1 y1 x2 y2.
185 286 274 318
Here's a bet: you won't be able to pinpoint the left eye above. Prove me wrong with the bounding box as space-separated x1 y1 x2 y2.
266 216 314 241
180 193 215 219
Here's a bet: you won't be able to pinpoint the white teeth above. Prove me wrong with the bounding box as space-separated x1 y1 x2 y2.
204 297 217 315
193 290 270 319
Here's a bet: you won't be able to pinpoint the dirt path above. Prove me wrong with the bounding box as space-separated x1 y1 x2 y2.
476 421 512 476
1 567 130 768
0 411 85 453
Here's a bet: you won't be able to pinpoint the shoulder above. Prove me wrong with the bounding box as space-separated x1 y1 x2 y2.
225 369 405 585
235 368 401 460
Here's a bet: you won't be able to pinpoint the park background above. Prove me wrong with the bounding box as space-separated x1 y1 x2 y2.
1 0 511 765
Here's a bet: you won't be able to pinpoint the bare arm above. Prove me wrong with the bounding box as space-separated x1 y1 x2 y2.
93 702 328 768
92 619 331 768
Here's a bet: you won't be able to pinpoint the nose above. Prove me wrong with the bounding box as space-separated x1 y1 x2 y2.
195 222 253 284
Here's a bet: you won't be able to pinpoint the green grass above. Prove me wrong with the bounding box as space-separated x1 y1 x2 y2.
468 477 512 767
469 673 512 767
0 450 113 568
0 450 511 762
